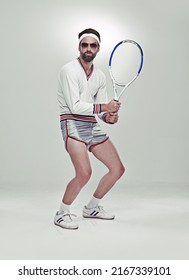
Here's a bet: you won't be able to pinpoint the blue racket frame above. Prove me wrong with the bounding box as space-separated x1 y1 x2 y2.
109 39 144 101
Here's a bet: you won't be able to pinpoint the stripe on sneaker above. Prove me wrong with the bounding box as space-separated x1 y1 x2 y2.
57 217 63 223
90 210 99 216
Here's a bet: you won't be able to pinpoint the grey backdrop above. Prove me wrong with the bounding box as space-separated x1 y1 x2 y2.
1 0 188 188
0 0 189 261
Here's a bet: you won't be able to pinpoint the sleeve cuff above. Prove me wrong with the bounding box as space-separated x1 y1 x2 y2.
93 104 102 114
101 112 108 123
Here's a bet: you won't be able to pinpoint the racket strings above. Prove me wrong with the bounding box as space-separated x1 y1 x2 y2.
109 40 143 100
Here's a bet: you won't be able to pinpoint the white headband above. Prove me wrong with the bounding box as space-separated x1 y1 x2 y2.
79 33 100 44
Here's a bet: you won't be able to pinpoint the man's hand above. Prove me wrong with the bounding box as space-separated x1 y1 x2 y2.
105 112 119 124
106 100 121 113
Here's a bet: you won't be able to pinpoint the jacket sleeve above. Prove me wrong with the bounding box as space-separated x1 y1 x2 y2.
94 74 109 122
58 67 94 115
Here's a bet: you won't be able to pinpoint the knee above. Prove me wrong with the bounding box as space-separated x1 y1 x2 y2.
77 168 92 186
119 163 125 178
114 163 125 180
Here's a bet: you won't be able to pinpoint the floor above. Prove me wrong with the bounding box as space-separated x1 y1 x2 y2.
0 182 189 260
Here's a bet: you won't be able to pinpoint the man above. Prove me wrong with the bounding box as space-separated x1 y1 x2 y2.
54 28 125 230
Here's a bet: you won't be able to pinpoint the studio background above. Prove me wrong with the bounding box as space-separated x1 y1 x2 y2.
0 0 188 259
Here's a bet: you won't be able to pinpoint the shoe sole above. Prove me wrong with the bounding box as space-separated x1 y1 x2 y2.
54 221 79 230
82 215 115 220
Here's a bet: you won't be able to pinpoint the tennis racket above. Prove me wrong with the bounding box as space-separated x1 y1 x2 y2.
109 39 143 101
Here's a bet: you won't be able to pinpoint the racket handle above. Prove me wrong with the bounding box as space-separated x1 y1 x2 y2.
112 99 120 114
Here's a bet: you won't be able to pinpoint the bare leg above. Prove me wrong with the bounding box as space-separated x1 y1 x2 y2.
62 138 92 205
91 139 125 199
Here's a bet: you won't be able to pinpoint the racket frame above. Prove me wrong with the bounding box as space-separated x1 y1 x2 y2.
109 39 143 101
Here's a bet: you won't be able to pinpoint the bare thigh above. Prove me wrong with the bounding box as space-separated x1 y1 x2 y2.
67 138 92 178
91 138 124 173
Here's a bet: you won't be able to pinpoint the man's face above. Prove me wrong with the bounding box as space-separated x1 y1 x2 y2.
79 36 100 62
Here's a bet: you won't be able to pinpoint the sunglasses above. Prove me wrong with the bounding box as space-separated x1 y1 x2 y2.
80 42 99 49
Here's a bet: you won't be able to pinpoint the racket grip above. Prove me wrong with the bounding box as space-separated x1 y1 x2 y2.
112 99 120 114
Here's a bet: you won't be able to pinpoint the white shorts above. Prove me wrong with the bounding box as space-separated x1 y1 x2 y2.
60 114 109 152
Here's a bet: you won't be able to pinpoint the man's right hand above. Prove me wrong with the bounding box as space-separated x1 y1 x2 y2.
107 100 121 113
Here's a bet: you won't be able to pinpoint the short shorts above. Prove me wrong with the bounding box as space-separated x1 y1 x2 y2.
60 114 109 152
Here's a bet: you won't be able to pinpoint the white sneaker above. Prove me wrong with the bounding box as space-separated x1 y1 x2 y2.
54 211 79 230
83 206 115 220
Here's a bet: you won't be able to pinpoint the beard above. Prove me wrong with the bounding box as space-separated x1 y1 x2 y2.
81 51 97 62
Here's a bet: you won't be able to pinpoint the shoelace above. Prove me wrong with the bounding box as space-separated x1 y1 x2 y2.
62 213 77 217
61 213 77 220
96 206 106 213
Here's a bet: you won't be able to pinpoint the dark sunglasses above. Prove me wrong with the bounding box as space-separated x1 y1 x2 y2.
80 42 98 49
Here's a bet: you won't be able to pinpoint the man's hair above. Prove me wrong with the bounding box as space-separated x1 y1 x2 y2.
78 28 101 42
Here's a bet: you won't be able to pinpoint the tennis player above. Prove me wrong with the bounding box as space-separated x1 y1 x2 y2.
54 28 125 229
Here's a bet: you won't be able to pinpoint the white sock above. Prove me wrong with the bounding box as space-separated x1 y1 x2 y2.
59 202 70 213
86 196 101 209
